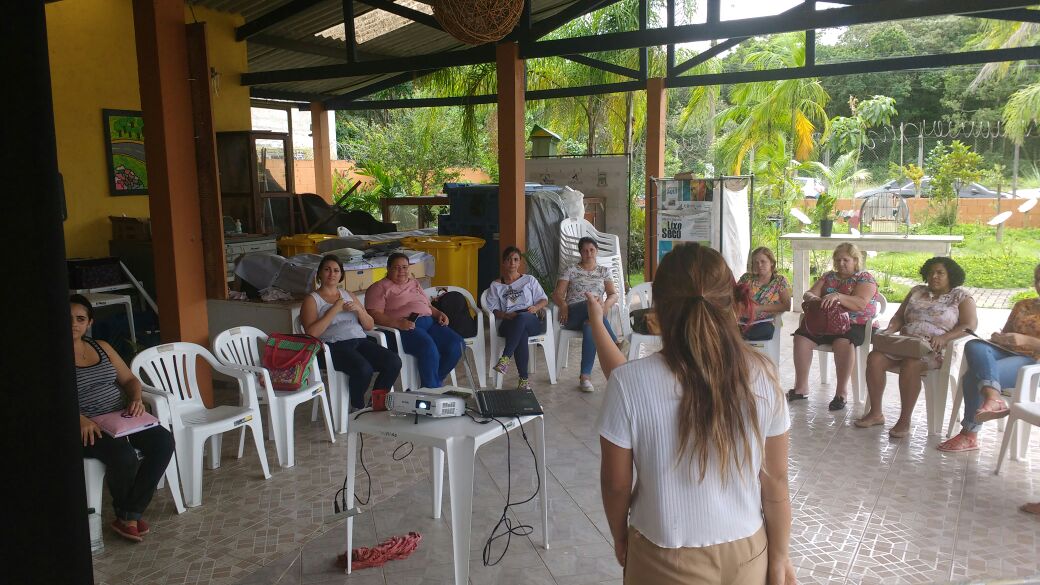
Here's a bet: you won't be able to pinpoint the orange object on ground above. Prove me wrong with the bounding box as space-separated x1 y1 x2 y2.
335 531 422 570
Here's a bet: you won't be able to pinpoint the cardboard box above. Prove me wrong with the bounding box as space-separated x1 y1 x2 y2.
340 262 427 292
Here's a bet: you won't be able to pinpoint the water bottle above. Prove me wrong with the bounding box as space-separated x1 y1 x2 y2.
235 219 243 234
88 508 104 554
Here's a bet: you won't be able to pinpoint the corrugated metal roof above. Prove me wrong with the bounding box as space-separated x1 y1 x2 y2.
193 0 585 103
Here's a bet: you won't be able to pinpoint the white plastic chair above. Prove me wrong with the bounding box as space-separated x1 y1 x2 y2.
559 218 621 259
553 255 628 374
481 289 558 388
746 314 784 366
131 343 271 508
425 286 487 388
83 387 186 533
212 327 335 468
625 282 661 360
995 363 1040 474
292 315 390 434
816 293 888 413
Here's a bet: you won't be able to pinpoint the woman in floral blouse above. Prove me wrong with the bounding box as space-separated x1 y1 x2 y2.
855 257 977 438
937 262 1040 453
788 242 879 411
737 247 792 341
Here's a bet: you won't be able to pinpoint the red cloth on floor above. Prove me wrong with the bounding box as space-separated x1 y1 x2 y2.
336 531 422 570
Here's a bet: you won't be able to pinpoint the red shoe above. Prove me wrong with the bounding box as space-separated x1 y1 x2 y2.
111 519 143 542
136 519 150 536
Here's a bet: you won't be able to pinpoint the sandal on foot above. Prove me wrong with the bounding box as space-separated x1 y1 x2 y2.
828 395 846 411
111 519 143 543
974 398 1010 423
786 389 808 402
853 416 885 428
937 434 978 453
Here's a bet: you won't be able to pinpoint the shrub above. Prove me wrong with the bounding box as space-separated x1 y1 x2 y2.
1008 290 1039 308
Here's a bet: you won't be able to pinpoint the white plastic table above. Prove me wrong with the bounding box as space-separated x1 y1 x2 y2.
81 292 136 344
343 409 548 585
779 233 962 312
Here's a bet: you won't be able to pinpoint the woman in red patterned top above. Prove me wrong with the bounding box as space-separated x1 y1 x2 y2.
737 247 792 341
788 243 879 411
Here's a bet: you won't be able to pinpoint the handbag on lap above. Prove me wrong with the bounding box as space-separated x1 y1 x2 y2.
801 299 851 337
261 333 322 391
872 332 934 359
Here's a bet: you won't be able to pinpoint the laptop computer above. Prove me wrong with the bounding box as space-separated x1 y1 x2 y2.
90 411 160 438
475 389 544 417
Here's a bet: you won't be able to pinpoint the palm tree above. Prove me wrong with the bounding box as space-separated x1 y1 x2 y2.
969 20 1040 144
798 151 872 200
714 33 830 174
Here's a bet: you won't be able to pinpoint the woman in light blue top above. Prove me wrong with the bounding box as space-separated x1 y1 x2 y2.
301 255 401 409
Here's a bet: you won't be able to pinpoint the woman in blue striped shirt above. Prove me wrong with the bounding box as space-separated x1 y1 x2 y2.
72 295 173 543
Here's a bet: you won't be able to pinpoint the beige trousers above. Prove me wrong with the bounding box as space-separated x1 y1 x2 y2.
624 526 768 585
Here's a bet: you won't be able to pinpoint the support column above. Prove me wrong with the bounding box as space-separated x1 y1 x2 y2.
496 42 525 255
645 77 666 280
4 3 92 582
133 0 211 388
186 23 228 300
311 102 334 202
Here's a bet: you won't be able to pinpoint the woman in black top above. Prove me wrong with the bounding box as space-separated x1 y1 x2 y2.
72 295 174 543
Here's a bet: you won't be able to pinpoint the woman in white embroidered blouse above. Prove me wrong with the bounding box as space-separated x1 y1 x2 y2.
589 243 795 585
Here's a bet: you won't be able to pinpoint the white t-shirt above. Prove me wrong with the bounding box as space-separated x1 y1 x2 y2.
596 353 790 548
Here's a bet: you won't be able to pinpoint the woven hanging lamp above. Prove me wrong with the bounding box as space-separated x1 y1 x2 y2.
432 0 524 45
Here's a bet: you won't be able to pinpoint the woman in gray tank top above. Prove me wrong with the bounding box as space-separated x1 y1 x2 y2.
301 255 402 409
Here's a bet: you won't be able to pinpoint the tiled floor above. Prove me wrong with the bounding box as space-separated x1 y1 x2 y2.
91 306 1040 585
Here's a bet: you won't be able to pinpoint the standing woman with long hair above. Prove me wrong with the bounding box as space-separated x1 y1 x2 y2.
591 244 795 585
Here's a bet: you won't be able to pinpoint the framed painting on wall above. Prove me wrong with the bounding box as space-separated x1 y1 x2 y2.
102 109 148 196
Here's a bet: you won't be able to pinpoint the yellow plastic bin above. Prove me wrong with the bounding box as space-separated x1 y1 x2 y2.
277 234 337 257
400 236 485 300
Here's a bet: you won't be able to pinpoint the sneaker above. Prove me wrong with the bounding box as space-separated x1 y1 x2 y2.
579 378 595 393
517 377 531 390
493 357 510 375
110 519 143 543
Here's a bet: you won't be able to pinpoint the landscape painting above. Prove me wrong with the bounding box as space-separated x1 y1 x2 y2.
103 109 147 195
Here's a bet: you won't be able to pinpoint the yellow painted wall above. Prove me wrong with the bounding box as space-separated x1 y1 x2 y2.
47 1 249 258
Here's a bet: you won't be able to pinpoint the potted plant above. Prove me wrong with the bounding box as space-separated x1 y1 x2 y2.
814 191 836 237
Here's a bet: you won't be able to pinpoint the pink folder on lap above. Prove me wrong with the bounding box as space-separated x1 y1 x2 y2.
90 411 160 438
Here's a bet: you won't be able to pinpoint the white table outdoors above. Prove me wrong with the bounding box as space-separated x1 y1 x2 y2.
343 406 548 585
780 233 963 312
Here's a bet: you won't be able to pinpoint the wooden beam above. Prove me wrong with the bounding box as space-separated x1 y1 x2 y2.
236 0 328 41
133 0 212 399
645 77 666 280
310 102 334 202
342 0 357 62
497 42 526 256
241 45 496 85
186 23 228 301
562 54 641 79
357 0 442 30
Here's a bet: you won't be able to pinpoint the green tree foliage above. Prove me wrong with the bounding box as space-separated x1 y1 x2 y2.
926 140 983 227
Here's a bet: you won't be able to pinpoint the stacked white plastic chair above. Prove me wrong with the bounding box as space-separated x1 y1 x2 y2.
481 289 558 388
424 286 487 388
625 282 660 360
212 326 335 467
291 315 390 434
556 218 628 373
131 343 271 508
816 293 888 414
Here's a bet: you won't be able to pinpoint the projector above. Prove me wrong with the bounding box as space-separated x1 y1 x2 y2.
386 391 465 418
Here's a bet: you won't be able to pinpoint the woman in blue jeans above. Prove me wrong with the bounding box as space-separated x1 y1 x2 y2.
552 237 619 392
365 253 463 389
486 246 549 390
938 263 1040 452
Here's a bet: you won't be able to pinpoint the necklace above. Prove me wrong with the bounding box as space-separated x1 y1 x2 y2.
75 341 90 363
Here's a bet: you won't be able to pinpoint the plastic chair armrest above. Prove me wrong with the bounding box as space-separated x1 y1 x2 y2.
1011 363 1040 404
210 362 262 408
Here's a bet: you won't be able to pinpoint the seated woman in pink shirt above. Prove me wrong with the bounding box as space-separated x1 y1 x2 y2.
364 253 463 389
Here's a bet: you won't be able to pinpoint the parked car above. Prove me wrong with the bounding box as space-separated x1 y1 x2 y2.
795 176 825 199
854 176 1007 199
